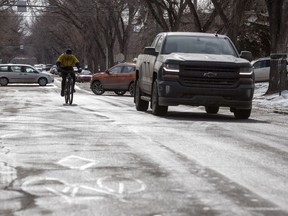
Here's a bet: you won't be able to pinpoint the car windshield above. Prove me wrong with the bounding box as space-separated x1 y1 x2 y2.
162 35 238 56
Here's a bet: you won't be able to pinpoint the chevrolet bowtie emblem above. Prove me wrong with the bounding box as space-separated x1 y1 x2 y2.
203 72 217 78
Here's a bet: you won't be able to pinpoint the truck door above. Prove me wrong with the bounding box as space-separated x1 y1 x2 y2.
142 35 164 94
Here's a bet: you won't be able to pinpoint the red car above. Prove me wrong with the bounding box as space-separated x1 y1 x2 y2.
90 63 136 96
76 70 92 82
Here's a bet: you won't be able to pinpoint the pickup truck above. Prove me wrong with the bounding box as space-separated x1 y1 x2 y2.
134 32 254 119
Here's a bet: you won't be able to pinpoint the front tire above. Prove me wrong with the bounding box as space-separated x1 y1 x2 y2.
135 80 148 111
38 77 48 86
91 80 105 95
151 81 168 116
234 109 251 119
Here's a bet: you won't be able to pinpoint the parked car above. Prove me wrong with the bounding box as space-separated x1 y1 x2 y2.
251 57 270 82
44 64 53 71
34 64 45 71
251 57 288 82
49 65 58 75
90 62 136 96
76 69 92 82
0 64 54 86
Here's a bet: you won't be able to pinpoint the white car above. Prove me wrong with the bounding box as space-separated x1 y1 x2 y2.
252 57 288 82
0 64 54 86
251 57 270 82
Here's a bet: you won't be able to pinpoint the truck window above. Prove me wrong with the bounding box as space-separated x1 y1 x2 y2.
155 35 164 52
151 35 161 47
162 36 238 56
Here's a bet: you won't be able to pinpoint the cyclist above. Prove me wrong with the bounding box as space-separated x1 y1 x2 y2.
56 49 81 97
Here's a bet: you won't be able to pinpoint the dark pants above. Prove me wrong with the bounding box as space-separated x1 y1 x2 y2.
60 69 76 92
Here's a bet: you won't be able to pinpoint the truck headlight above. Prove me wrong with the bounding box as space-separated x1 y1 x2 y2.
163 63 180 72
163 63 180 80
239 67 253 75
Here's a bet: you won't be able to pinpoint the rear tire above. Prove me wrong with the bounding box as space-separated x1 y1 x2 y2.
135 80 148 111
151 81 168 116
91 80 105 95
234 109 251 119
205 106 219 114
128 82 135 96
114 90 126 95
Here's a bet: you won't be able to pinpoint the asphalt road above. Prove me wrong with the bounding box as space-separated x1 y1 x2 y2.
1 79 288 216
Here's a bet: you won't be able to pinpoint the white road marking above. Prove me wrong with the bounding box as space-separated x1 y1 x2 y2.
57 155 96 170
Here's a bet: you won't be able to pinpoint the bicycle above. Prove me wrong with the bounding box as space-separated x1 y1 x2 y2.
64 71 74 105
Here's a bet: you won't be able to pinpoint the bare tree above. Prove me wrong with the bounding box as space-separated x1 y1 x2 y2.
144 0 189 31
0 7 23 63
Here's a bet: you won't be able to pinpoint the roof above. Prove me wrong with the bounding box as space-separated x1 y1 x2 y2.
159 32 228 39
0 63 34 67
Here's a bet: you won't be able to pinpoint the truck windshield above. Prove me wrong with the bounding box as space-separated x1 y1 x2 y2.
162 35 238 56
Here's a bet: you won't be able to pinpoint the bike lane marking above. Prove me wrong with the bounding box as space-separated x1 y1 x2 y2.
57 155 96 170
21 154 147 203
97 176 146 195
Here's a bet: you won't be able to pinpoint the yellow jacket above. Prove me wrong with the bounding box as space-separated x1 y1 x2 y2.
56 53 79 68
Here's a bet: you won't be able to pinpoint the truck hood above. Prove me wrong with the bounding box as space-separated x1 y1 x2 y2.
163 53 249 64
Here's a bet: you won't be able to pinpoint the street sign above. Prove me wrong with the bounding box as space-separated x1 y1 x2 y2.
17 1 27 12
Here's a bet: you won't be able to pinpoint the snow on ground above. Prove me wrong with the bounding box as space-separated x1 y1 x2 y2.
253 83 288 114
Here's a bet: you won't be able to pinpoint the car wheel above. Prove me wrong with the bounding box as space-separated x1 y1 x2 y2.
114 90 126 95
128 82 135 96
151 80 168 116
234 108 251 119
135 80 148 111
205 106 219 114
0 77 9 86
38 77 48 86
91 80 105 95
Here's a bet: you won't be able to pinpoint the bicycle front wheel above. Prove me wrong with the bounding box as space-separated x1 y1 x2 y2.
65 78 73 104
69 79 74 104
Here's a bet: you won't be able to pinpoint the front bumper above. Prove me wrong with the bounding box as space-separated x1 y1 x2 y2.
157 80 254 109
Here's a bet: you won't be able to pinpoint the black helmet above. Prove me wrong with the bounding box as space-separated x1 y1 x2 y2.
66 49 72 55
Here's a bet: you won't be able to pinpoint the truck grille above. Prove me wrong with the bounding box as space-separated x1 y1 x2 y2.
179 62 240 87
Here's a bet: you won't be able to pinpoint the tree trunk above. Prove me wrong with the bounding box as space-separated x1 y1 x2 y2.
265 0 288 94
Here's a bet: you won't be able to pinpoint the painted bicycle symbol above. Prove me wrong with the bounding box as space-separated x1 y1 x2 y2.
21 155 147 203
21 176 146 203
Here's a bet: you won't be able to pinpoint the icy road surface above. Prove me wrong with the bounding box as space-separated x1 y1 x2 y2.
0 80 288 216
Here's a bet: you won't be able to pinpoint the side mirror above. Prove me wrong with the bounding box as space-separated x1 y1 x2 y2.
144 47 158 56
240 51 252 61
105 70 110 74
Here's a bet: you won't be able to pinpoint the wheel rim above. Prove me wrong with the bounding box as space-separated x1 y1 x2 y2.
39 78 47 86
92 81 104 95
